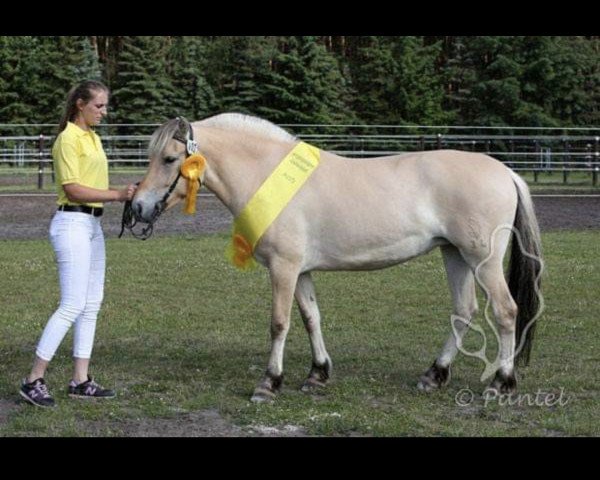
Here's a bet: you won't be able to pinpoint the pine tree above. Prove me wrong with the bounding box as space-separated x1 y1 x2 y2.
111 36 176 129
35 36 103 125
540 36 599 126
0 37 43 128
206 36 278 117
260 36 354 129
168 36 217 121
345 36 396 124
387 36 452 127
346 37 450 127
441 36 526 127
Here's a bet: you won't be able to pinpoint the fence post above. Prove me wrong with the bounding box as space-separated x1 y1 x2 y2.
534 139 540 183
594 137 599 187
563 139 570 184
38 134 44 190
437 133 442 150
419 136 425 151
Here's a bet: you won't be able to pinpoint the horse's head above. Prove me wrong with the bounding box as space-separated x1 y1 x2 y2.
132 117 205 223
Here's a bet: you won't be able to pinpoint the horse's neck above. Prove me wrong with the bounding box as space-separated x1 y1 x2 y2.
198 128 296 216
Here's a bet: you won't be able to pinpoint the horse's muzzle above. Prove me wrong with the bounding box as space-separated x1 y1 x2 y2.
131 199 159 224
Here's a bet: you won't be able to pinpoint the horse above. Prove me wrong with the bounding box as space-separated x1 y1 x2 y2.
130 113 542 403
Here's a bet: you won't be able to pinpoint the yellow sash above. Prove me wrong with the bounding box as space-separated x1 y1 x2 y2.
226 142 321 270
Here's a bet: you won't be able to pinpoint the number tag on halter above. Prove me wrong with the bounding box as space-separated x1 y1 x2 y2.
181 154 206 214
187 139 199 155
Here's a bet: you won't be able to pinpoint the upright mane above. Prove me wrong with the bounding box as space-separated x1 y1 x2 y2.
199 113 297 143
148 113 297 158
148 118 182 157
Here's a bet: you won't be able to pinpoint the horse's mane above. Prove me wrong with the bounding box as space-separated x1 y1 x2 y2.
199 113 297 143
148 118 182 157
148 113 297 157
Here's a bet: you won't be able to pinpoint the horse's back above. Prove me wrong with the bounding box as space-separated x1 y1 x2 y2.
315 148 516 214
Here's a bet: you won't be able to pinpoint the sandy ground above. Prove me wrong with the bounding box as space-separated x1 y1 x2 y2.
0 193 598 240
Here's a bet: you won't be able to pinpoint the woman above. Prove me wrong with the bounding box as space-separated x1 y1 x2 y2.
19 80 137 408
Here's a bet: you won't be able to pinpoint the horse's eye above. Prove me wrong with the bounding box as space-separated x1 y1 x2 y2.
164 156 178 164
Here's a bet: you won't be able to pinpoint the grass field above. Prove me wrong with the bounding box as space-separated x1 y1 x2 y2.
0 231 598 436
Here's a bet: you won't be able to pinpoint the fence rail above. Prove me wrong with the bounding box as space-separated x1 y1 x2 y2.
1 124 599 188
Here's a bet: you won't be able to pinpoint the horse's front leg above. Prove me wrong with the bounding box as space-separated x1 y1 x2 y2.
251 259 300 403
295 272 332 392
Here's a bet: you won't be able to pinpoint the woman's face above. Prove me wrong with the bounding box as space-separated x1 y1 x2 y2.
77 89 109 128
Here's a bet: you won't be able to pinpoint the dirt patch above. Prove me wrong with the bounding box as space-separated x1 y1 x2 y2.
84 408 301 437
0 399 18 427
0 194 598 241
533 196 600 231
0 194 233 240
2 404 311 437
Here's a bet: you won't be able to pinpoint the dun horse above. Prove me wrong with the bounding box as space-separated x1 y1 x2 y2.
131 114 542 403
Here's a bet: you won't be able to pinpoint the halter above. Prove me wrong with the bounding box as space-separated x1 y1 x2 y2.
119 117 201 240
156 117 200 215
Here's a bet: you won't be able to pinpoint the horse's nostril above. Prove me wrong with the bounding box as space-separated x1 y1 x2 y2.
154 201 165 217
132 201 143 220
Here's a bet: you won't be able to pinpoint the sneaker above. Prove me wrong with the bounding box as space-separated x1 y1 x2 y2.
19 378 56 408
68 376 116 399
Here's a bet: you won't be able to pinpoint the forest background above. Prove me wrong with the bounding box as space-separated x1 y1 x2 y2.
0 36 598 133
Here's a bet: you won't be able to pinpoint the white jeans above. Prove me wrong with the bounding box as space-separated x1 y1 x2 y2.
36 211 105 361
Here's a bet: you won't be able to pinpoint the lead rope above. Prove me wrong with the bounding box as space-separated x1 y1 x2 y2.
118 182 156 240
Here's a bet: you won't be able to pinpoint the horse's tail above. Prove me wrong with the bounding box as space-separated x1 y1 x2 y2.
507 170 543 366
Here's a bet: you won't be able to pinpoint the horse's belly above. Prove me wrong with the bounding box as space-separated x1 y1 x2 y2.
310 233 447 271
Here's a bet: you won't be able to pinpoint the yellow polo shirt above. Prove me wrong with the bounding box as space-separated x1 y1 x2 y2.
52 122 109 208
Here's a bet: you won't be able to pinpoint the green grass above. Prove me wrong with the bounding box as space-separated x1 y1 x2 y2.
0 231 598 436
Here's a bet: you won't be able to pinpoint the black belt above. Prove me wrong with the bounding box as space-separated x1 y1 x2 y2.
58 205 104 217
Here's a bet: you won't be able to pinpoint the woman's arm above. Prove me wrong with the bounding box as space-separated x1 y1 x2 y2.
63 183 137 204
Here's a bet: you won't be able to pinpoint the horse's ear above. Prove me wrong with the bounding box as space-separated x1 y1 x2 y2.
174 116 190 142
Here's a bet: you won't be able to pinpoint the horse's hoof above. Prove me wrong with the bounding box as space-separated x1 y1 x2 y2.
485 370 517 395
417 378 438 392
300 377 327 393
301 360 332 393
250 387 277 404
417 361 451 392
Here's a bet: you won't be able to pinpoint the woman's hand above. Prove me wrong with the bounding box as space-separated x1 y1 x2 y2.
121 183 138 202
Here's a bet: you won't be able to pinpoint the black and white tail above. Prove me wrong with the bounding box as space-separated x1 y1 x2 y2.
507 171 543 366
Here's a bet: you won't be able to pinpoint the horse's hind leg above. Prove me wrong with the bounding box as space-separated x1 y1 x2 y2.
460 228 519 394
475 260 519 394
418 245 478 392
295 272 332 392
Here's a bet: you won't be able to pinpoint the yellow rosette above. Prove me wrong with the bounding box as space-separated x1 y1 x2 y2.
180 154 206 215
